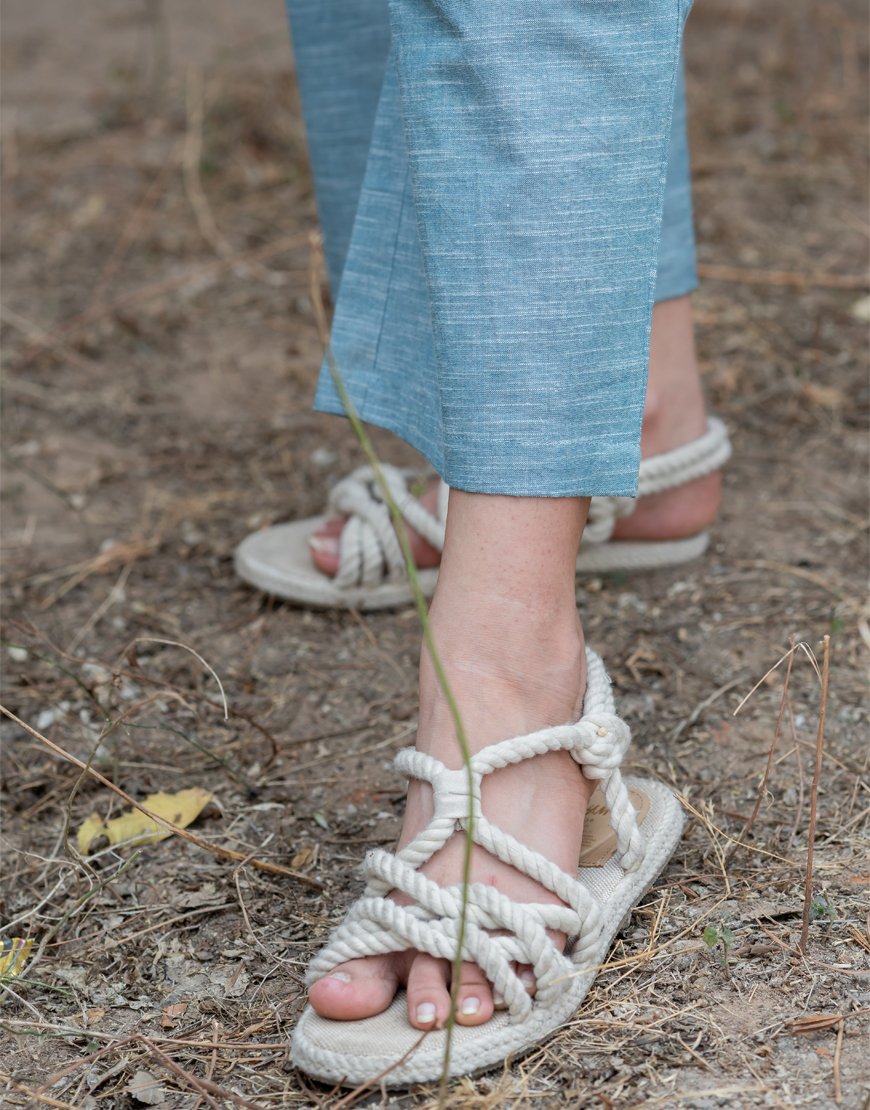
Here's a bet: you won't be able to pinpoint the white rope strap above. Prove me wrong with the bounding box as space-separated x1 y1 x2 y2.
327 465 447 589
584 416 732 545
306 649 644 1021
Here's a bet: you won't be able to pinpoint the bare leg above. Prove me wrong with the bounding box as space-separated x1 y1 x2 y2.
308 492 594 1027
310 294 720 575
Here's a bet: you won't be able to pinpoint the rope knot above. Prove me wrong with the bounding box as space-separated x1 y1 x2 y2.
569 714 631 779
431 767 481 824
583 496 635 544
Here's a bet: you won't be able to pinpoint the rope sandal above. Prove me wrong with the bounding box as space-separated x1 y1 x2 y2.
291 649 685 1087
235 463 447 610
234 417 730 609
578 415 732 572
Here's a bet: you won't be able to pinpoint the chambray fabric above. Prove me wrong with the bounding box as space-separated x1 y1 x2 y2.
288 1 696 496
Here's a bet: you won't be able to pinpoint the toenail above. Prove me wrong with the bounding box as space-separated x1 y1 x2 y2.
460 996 480 1015
416 1002 437 1025
597 726 608 736
328 971 352 983
309 536 339 554
493 990 505 1007
520 971 535 992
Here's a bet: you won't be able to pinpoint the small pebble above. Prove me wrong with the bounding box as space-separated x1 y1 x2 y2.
36 709 57 731
311 446 337 467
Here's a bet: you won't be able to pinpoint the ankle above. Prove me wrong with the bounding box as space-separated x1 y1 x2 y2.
644 295 708 458
641 382 707 459
418 599 587 758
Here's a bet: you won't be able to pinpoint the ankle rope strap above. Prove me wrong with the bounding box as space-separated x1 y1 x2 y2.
584 416 731 544
305 649 644 1021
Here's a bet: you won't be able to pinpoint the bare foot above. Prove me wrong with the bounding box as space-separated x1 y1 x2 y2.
308 592 592 1028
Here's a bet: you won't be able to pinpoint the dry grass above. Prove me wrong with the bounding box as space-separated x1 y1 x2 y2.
2 0 868 1106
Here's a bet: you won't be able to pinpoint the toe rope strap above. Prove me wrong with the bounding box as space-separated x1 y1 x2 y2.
584 416 732 544
306 649 646 1022
301 648 643 1016
328 465 447 589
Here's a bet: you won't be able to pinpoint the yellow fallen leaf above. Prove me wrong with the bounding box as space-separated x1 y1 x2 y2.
0 937 33 978
77 815 106 855
77 788 214 854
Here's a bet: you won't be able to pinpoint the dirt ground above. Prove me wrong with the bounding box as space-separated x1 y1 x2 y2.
1 1 868 1107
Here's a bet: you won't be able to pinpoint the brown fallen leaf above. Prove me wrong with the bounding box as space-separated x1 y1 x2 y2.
77 787 214 854
800 381 846 409
160 1001 189 1029
291 844 318 869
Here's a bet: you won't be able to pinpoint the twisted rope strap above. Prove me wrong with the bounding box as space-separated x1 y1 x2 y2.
584 416 732 544
306 651 644 1024
328 464 447 589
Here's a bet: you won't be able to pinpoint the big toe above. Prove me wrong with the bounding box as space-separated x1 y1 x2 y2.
309 518 343 577
308 955 400 1021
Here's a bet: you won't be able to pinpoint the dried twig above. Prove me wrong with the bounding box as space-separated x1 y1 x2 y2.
184 68 234 261
134 1034 232 1110
182 67 293 289
786 1012 847 1033
669 679 741 742
37 537 162 609
67 565 132 654
0 304 102 376
0 1072 79 1110
833 1016 844 1104
135 636 228 720
800 634 831 954
733 640 820 716
0 704 321 887
726 644 796 865
697 262 868 289
86 138 183 310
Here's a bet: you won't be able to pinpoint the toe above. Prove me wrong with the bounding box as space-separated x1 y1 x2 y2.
492 964 536 1009
308 955 399 1020
309 518 343 576
453 961 494 1026
406 953 451 1030
516 963 537 998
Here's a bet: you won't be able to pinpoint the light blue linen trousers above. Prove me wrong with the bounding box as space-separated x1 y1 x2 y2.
287 1 697 497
